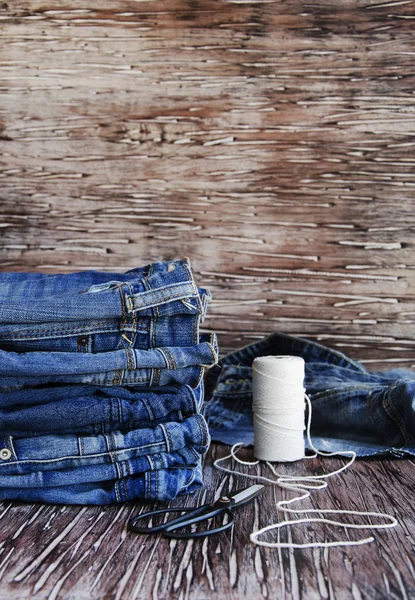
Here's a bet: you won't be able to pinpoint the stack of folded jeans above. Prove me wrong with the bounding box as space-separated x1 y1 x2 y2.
0 258 218 504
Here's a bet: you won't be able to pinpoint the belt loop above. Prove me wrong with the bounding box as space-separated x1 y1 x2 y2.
126 281 199 314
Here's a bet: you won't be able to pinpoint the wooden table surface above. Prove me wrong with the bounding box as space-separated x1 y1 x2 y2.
0 445 413 599
1 0 415 598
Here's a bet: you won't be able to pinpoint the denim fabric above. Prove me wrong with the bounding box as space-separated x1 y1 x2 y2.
0 382 204 438
0 310 209 353
0 259 208 323
1 363 207 391
205 332 415 458
0 446 203 488
0 413 210 475
0 463 204 503
0 259 216 505
0 333 218 391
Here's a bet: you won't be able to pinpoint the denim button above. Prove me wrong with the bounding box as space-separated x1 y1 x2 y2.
0 449 11 460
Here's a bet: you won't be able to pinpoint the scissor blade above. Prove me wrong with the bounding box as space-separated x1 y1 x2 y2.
230 484 264 507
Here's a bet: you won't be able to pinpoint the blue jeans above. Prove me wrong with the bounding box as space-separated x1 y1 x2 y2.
0 464 204 504
0 259 208 324
0 258 217 390
0 412 209 503
0 413 209 477
0 447 204 488
0 311 209 352
205 332 415 457
0 382 204 438
0 259 216 504
0 333 218 390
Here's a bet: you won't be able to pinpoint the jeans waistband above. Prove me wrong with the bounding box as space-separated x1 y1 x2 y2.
0 445 203 488
0 289 211 353
0 363 207 390
0 259 210 323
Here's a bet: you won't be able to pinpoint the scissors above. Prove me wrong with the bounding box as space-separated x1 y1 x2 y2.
127 484 264 540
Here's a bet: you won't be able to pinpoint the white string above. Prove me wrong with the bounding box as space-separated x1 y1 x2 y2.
213 356 398 550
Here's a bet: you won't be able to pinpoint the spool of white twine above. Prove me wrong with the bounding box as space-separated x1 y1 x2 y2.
252 355 305 462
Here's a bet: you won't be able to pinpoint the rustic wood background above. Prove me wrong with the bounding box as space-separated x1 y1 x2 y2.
0 0 414 598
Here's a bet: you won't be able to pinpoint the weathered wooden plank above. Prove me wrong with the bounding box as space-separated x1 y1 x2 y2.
0 447 414 599
0 1 415 597
1 0 415 366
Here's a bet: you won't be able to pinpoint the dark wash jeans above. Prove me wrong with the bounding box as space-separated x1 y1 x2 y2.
0 258 217 390
0 412 209 482
0 464 204 504
0 446 204 488
205 332 415 458
0 334 218 391
0 258 208 324
0 398 209 502
0 382 204 438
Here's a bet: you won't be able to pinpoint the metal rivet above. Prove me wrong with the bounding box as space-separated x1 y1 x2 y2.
0 448 12 460
78 335 88 346
167 264 176 272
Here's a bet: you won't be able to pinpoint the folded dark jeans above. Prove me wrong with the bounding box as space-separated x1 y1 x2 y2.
0 413 210 476
0 259 216 505
0 259 207 324
0 463 204 503
0 309 209 353
0 382 204 438
0 446 204 488
0 333 218 391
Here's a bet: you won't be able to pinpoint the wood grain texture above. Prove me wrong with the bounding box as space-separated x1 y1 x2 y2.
1 0 415 366
0 0 415 598
0 447 414 599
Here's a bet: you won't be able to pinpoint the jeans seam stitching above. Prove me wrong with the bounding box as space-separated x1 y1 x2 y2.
383 387 413 445
5 436 16 459
0 322 117 338
159 423 171 454
163 348 176 370
0 441 166 466
79 435 85 456
114 480 120 503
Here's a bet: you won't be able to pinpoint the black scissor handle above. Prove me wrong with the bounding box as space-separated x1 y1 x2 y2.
163 507 234 539
128 504 235 539
128 506 206 534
